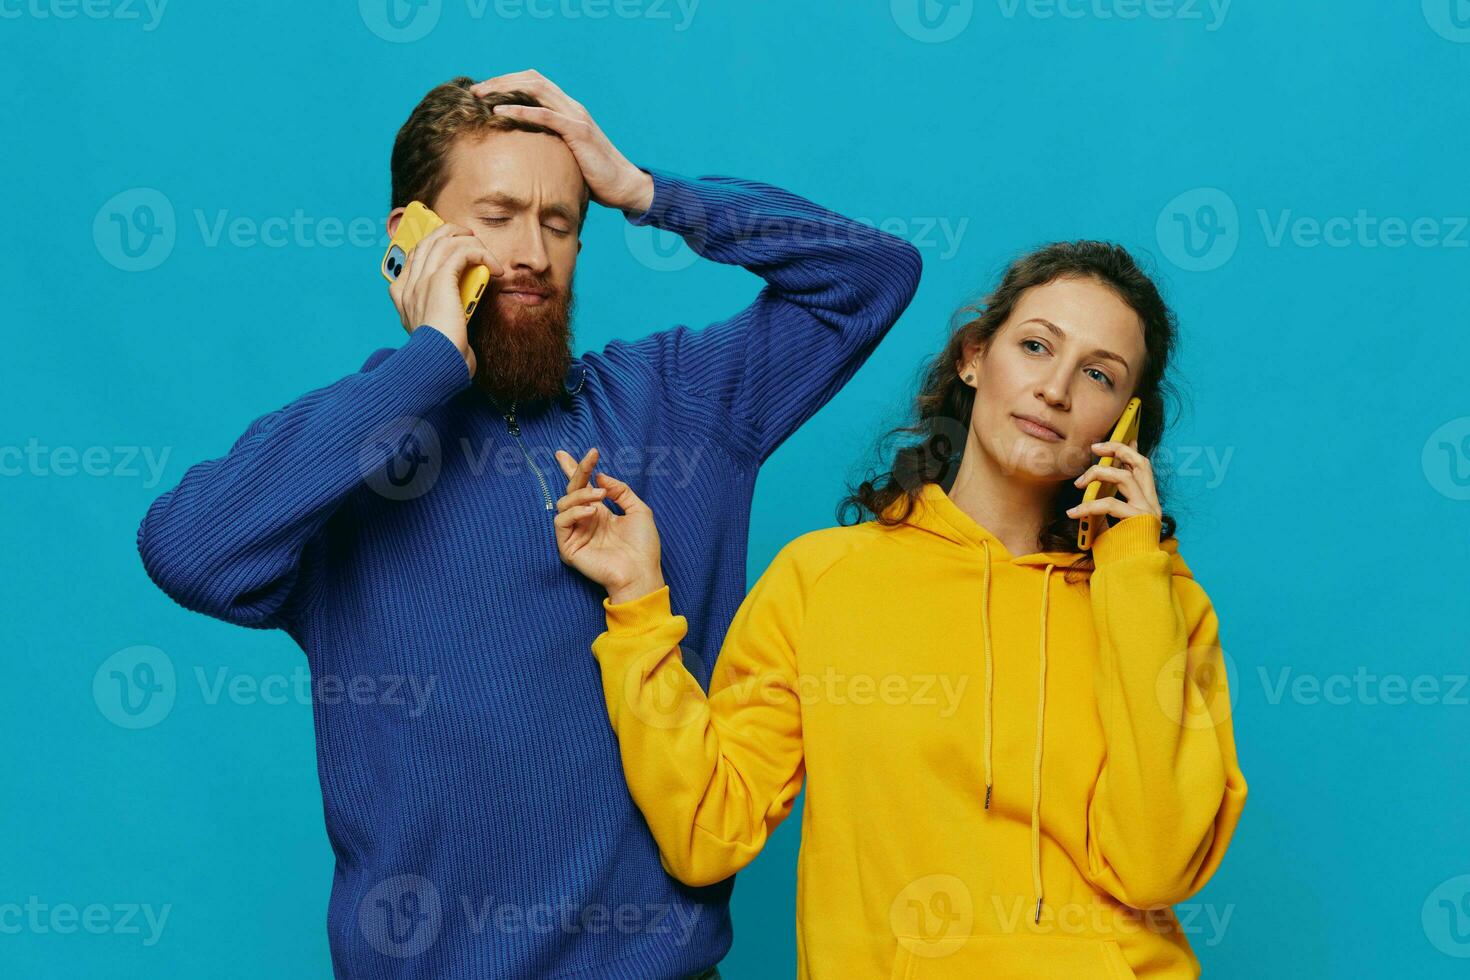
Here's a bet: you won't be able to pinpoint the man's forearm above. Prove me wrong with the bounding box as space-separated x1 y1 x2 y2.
627 166 921 315
137 326 471 626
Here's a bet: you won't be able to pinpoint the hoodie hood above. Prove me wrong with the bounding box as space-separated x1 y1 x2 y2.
880 480 1190 922
883 480 1193 579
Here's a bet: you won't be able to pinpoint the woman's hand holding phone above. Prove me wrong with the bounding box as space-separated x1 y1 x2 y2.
1066 438 1163 539
388 223 503 376
553 447 667 605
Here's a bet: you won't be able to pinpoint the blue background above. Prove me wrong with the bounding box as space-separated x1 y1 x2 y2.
4 0 1469 975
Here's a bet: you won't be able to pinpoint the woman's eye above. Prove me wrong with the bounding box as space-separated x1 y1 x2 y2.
1021 339 1047 354
1087 368 1115 389
480 216 510 226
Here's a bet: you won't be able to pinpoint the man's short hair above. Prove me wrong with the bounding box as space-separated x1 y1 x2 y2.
390 75 591 228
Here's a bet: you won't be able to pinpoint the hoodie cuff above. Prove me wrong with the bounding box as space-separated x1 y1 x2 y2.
602 584 682 634
1092 513 1163 566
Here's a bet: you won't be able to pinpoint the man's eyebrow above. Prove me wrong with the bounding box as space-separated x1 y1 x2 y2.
1019 317 1132 375
470 192 578 224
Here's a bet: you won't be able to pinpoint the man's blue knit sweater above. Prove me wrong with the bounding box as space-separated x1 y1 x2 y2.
137 167 922 979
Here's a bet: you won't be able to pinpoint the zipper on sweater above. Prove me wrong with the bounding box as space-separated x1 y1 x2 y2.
499 406 555 511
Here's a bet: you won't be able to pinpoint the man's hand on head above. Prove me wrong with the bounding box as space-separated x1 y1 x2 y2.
470 70 655 216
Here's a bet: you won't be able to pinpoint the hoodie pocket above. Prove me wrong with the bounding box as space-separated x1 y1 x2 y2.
889 935 1138 980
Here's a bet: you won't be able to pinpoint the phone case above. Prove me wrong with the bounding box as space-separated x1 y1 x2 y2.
380 201 491 320
1076 396 1142 550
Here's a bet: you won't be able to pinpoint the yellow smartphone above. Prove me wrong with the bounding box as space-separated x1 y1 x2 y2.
1077 396 1142 550
380 201 491 320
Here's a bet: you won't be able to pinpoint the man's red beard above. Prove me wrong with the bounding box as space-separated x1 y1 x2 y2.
467 273 575 403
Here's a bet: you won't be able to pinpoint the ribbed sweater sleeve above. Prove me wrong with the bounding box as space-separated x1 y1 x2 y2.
135 325 471 629
612 167 923 464
1084 514 1249 909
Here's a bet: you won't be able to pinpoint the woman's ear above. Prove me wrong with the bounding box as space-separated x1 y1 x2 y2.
956 343 980 386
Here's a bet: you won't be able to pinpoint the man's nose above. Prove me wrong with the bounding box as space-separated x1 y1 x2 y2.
500 219 551 274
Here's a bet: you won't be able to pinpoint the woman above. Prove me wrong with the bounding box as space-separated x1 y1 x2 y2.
551 241 1247 978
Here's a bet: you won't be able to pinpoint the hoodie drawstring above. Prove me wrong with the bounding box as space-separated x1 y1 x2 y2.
1032 563 1054 924
981 540 995 812
978 540 1056 924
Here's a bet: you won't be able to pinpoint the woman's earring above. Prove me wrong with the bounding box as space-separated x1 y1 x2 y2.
962 373 975 385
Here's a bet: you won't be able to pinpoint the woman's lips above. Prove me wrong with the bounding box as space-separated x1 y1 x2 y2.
1012 414 1064 442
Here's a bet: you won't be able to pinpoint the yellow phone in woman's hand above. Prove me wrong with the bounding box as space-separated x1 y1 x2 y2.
381 201 491 320
1077 396 1142 550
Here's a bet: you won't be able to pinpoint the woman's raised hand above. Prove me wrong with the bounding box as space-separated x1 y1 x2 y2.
553 447 666 604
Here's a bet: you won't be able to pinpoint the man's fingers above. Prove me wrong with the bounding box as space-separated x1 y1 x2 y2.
437 238 503 279
405 224 466 287
472 70 581 116
489 104 588 141
471 69 545 94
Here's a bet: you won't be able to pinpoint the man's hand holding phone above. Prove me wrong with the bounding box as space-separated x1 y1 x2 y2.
388 223 503 376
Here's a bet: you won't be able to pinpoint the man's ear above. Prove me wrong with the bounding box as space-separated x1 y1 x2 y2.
386 207 406 238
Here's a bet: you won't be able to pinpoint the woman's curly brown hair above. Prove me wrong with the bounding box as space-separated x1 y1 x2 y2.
838 240 1185 580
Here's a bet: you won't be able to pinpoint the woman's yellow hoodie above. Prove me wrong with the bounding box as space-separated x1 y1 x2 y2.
591 480 1248 979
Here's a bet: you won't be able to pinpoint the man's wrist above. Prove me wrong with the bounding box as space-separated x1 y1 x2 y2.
616 169 655 217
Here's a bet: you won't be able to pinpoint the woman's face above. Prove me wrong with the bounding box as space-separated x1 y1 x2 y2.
957 276 1147 484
